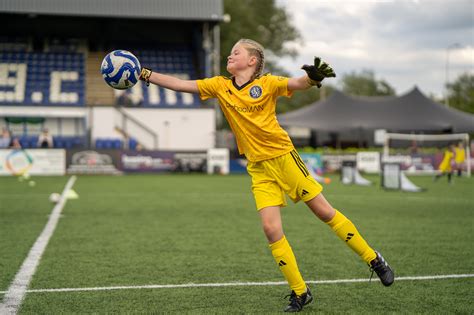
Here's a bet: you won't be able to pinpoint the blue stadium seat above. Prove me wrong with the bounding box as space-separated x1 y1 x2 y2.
95 139 104 149
132 47 199 107
0 51 85 106
94 138 124 149
128 138 138 150
28 136 39 148
53 136 64 148
19 136 30 148
72 137 83 147
103 139 113 149
112 139 122 149
63 138 73 149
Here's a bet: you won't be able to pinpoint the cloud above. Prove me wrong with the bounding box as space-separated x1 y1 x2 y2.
370 0 472 49
275 0 473 97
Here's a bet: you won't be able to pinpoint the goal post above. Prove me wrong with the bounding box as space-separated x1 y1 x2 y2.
383 133 471 177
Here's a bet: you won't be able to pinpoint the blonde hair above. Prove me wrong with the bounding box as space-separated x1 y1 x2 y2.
236 38 265 80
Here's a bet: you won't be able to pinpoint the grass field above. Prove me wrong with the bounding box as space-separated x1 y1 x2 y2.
1 173 473 314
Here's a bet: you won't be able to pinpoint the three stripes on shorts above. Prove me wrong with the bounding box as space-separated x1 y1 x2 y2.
290 150 309 177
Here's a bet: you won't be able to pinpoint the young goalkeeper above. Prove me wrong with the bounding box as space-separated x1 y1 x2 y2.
139 38 394 312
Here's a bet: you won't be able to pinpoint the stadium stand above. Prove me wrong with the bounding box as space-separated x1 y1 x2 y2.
1 42 198 108
95 138 123 150
0 0 223 151
112 46 200 107
53 136 85 149
13 134 86 149
0 39 196 149
18 135 38 148
0 50 85 106
86 51 114 106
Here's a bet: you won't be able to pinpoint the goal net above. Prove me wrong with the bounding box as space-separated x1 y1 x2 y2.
382 133 471 177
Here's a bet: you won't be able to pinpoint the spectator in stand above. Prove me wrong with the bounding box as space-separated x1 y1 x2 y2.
117 92 134 106
0 128 11 148
37 128 54 148
9 137 22 149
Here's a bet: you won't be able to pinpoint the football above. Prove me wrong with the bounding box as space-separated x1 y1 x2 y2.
49 193 61 203
101 50 141 90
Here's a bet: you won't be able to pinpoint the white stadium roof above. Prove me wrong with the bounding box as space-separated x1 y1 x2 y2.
0 0 224 21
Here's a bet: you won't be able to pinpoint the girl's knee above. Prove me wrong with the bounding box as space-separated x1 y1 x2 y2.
306 195 336 222
262 222 283 243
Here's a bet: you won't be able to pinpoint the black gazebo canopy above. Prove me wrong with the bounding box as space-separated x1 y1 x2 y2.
278 87 474 133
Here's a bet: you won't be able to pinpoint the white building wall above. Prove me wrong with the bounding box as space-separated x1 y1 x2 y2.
91 107 117 140
0 106 86 136
91 107 215 150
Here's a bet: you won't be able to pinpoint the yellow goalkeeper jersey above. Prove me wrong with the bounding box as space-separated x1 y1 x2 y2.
455 147 466 163
197 74 294 162
439 150 454 172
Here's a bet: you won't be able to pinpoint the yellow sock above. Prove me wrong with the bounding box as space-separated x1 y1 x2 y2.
326 210 376 264
269 236 306 295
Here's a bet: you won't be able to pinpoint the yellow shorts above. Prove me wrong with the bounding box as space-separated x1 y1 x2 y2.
438 161 452 172
247 150 323 210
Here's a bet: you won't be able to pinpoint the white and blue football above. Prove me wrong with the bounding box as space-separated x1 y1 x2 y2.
101 50 141 90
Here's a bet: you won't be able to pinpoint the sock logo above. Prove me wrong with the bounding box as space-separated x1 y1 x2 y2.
301 189 309 196
278 260 287 267
345 233 354 242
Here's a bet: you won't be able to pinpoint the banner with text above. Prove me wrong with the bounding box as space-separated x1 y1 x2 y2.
119 151 208 173
0 149 65 176
66 149 122 174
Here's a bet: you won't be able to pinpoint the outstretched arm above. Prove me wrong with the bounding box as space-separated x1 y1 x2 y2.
288 57 336 91
139 67 199 94
288 75 315 91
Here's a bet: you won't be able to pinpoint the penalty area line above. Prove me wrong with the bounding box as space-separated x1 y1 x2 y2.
1 273 472 294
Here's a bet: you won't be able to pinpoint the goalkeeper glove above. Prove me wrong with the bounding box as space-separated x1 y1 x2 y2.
139 67 153 86
301 57 336 88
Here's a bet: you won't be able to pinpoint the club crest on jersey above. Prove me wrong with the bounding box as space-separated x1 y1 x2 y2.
249 86 262 99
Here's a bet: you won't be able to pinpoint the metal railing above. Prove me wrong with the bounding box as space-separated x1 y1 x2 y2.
115 106 158 149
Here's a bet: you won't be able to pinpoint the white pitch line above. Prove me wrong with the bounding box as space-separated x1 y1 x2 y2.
0 176 77 315
1 273 472 294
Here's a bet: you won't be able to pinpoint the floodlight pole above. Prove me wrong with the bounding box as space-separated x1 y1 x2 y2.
445 43 461 107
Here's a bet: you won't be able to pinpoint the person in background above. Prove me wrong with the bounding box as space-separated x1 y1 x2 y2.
434 144 455 184
0 128 12 148
9 137 22 149
37 128 54 148
454 141 466 177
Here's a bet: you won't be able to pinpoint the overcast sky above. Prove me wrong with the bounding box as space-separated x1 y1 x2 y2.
275 0 473 98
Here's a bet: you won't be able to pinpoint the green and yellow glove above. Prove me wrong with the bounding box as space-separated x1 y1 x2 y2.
301 57 336 88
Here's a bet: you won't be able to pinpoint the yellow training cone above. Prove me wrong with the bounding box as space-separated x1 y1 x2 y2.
66 189 79 200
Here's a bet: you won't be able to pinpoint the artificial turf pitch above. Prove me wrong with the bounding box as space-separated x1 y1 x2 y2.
1 174 473 314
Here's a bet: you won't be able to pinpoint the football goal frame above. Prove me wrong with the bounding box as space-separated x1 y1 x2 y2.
383 133 471 177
